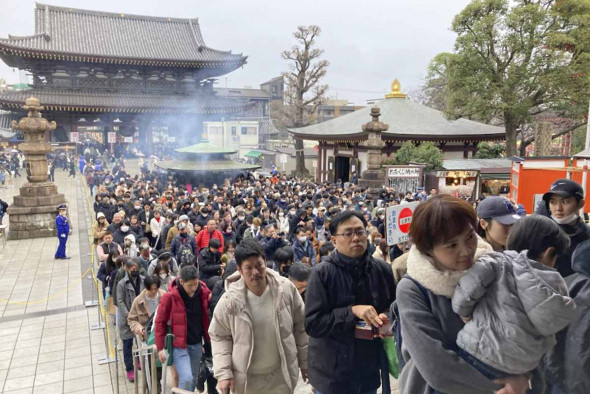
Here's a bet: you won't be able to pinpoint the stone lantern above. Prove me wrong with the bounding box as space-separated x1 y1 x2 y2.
7 97 66 239
358 107 389 198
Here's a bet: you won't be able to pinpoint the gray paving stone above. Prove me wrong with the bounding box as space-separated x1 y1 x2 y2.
3 375 35 391
33 370 64 386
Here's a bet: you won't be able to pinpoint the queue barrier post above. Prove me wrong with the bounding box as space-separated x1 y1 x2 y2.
133 335 159 394
81 176 117 373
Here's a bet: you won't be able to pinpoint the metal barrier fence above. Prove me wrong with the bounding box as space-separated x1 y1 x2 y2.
133 334 158 394
81 176 120 393
81 173 171 393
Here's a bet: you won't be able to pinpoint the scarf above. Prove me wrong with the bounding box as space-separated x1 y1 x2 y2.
406 237 493 298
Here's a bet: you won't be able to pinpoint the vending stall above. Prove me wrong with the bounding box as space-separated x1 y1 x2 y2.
510 157 590 214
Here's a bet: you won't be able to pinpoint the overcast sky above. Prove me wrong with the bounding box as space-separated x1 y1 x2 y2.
0 0 473 105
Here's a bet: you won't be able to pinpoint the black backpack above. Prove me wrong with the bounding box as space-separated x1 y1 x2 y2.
177 238 195 267
391 275 431 371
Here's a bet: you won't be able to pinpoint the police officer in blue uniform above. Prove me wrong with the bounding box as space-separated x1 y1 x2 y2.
55 204 71 259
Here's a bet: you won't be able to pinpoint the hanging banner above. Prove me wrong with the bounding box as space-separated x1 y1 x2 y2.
107 132 117 143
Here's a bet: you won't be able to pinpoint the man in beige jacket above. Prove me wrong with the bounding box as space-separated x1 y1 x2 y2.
209 238 308 394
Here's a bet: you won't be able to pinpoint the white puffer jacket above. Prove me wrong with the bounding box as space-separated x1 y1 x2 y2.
209 269 308 394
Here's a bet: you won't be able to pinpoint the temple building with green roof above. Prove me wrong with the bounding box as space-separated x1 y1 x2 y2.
289 79 506 183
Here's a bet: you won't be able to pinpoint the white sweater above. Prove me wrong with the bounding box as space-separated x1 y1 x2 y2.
246 286 281 374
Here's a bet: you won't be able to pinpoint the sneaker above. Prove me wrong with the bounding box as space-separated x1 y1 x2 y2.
126 370 134 382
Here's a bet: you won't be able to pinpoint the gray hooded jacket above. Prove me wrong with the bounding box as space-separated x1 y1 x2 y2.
452 250 577 374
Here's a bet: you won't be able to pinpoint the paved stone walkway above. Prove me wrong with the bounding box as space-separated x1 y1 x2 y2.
0 169 115 393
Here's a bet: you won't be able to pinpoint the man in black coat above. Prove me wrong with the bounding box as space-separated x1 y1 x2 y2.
197 238 223 281
305 211 395 394
541 179 590 277
258 224 289 261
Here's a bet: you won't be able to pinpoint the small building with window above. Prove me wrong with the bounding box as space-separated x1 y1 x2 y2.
204 120 259 158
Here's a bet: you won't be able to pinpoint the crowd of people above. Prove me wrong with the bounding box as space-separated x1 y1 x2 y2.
80 154 589 394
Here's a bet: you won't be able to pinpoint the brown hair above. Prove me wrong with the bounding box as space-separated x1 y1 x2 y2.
409 194 477 255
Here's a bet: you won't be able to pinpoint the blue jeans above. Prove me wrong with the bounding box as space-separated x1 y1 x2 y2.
173 344 202 391
123 338 134 372
457 348 508 380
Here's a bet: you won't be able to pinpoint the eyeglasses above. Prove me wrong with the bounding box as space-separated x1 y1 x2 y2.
334 229 368 239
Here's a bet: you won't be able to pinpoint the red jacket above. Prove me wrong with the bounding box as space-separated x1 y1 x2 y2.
155 277 211 351
196 227 224 252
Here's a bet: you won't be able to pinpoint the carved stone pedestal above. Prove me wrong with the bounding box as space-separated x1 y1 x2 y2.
6 98 66 240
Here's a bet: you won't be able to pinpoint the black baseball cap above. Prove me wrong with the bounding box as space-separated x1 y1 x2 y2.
543 179 584 201
476 196 521 225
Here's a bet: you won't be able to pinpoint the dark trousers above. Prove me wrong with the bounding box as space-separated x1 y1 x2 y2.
123 338 134 372
55 235 67 258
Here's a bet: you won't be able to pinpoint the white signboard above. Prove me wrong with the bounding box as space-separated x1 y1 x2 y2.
107 132 117 143
387 167 421 178
70 132 79 142
124 137 133 143
436 170 479 178
386 201 420 245
279 154 288 164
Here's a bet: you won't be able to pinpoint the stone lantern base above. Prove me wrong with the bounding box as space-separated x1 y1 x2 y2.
7 182 66 240
358 169 386 199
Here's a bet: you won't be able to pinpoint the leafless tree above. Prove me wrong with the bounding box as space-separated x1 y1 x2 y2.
280 25 329 175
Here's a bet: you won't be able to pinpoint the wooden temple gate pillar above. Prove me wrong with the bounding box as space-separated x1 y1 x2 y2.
317 142 323 182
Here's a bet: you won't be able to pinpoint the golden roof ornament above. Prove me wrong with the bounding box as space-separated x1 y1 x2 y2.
385 79 407 99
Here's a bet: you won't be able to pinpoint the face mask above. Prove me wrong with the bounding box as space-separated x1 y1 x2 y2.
238 216 245 221
552 212 579 225
279 213 284 218
134 206 140 210
299 236 307 243
125 240 131 246
121 226 129 232
289 210 296 215
379 215 385 220
374 239 382 244
159 273 167 280
130 270 139 278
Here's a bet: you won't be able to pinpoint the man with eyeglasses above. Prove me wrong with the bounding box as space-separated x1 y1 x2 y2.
305 211 396 394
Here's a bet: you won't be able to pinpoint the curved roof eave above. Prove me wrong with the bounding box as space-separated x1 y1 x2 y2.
289 98 505 140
